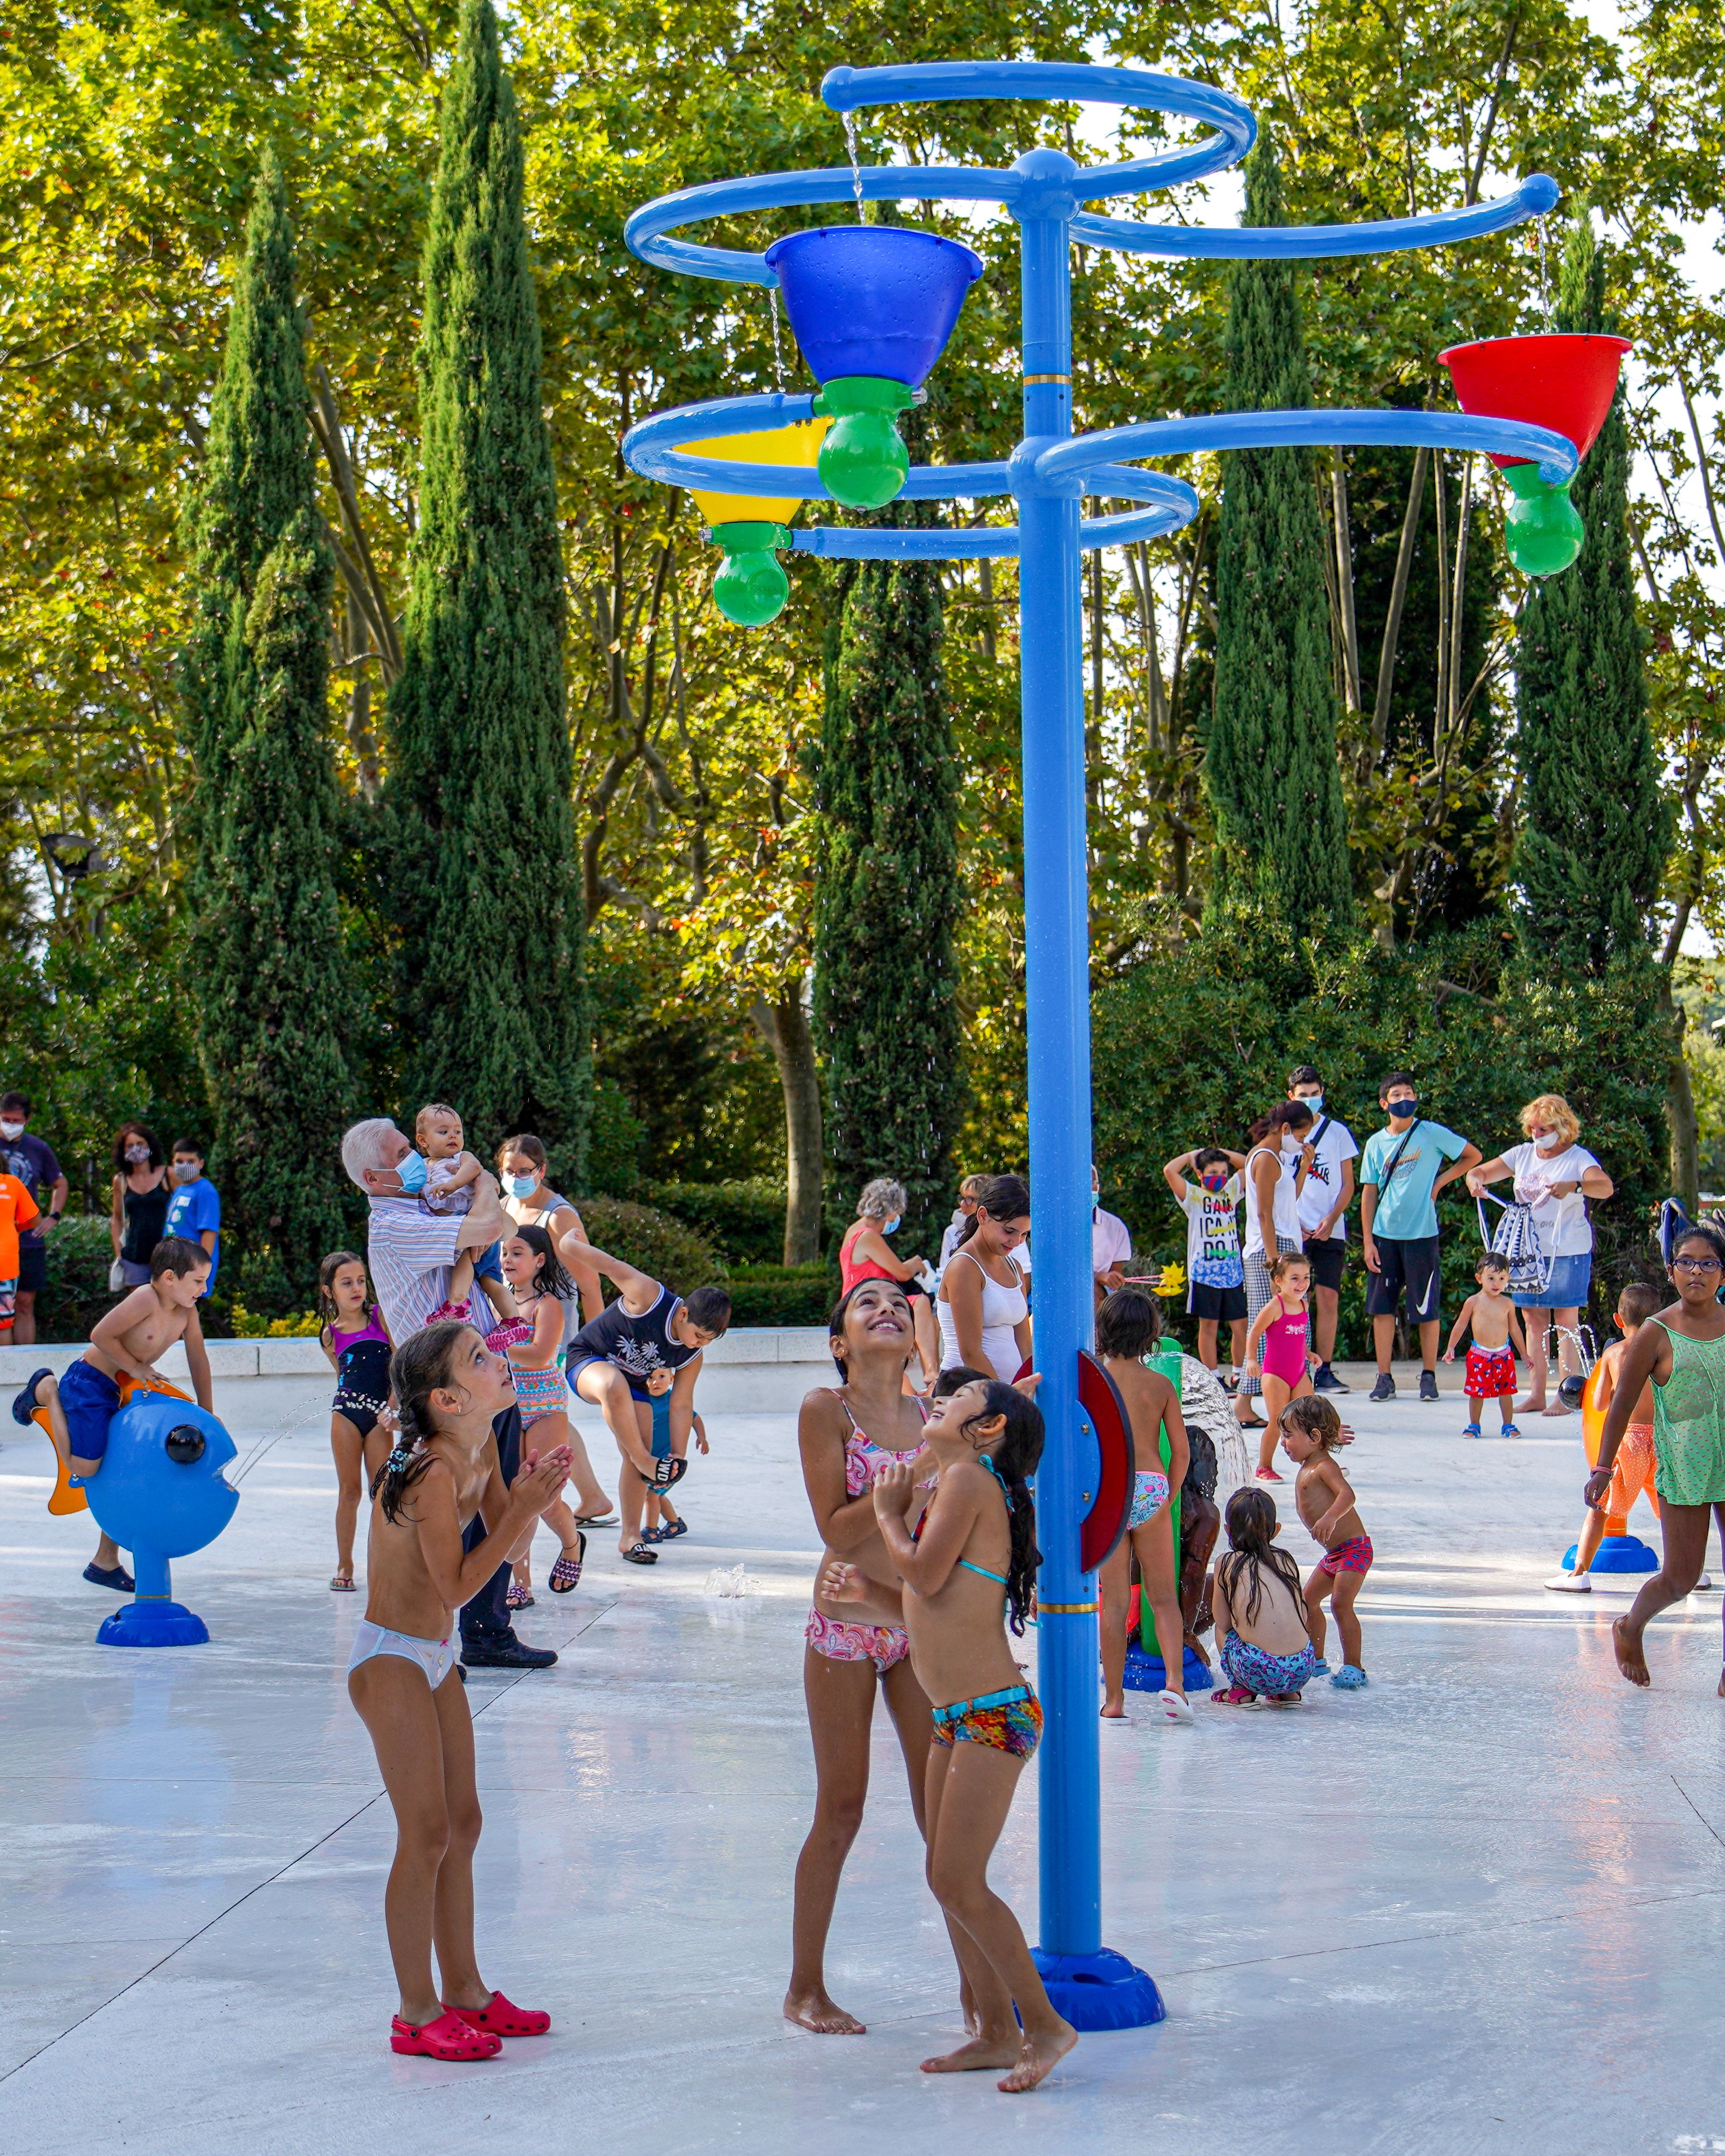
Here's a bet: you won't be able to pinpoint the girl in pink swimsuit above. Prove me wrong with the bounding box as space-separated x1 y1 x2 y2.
787 1278 947 2038
1244 1250 1314 1482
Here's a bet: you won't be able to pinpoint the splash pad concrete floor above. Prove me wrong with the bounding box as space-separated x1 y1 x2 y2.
3 1366 1724 2155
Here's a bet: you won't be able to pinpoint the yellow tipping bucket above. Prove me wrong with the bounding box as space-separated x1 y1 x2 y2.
686 417 830 527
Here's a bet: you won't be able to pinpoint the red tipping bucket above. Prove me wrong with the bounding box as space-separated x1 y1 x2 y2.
1439 334 1631 468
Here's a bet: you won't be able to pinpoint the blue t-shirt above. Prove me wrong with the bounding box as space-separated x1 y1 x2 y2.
163 1176 221 1282
1359 1121 1467 1241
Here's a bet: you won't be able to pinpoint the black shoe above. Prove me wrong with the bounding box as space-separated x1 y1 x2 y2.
1419 1369 1440 1402
13 1367 53 1425
1313 1363 1350 1394
1369 1374 1395 1402
84 1561 135 1591
460 1636 557 1670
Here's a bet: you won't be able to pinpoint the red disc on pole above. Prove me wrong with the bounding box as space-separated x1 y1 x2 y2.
1438 333 1631 469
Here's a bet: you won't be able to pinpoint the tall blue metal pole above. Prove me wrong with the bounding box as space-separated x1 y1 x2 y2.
1013 153 1100 1961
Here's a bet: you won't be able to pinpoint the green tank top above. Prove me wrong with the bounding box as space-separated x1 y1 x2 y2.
1651 1319 1725 1507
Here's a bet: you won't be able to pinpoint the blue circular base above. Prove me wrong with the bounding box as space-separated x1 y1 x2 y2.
1123 1640 1213 1692
1561 1536 1658 1575
96 1600 210 1648
1031 1947 1165 2030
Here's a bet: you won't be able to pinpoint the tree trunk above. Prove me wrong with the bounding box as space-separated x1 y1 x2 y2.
1665 980 1701 1213
754 990 824 1264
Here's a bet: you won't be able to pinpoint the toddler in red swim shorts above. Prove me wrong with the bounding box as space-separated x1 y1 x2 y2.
1445 1254 1529 1438
1281 1393 1373 1690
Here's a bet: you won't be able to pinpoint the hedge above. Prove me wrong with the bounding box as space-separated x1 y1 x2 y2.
721 1264 841 1327
639 1180 791 1267
576 1197 725 1294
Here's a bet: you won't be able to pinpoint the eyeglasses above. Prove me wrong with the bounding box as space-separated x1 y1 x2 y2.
1673 1257 1722 1275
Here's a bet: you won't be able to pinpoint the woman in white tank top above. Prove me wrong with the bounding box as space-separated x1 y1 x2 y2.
937 1173 1032 1381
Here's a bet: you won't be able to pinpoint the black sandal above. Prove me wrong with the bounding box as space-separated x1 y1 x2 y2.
620 1540 659 1565
651 1455 688 1489
548 1535 586 1593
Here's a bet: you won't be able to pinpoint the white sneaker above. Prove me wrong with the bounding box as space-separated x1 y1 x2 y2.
1544 1571 1591 1592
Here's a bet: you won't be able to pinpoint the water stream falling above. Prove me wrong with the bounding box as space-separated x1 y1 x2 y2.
843 110 865 223
768 284 785 389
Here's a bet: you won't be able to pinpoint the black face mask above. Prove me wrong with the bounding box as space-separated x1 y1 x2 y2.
1386 1097 1418 1120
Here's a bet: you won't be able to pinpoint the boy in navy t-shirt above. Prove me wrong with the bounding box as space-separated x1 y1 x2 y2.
163 1138 221 1284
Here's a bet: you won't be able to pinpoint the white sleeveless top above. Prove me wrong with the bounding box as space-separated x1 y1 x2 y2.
937 1247 1029 1381
1241 1145 1301 1260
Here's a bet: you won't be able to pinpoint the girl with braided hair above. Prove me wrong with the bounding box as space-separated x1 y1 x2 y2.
822 1376 1076 2094
348 1320 571 2060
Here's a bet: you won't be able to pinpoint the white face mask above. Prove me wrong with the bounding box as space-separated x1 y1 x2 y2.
0 1121 22 1141
1533 1131 1564 1154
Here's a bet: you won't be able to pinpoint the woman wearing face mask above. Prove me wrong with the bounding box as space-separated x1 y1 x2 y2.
840 1178 940 1389
108 1124 171 1291
1466 1095 1613 1416
495 1136 603 1332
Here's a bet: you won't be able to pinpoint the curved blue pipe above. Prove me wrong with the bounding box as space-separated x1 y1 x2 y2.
1071 172 1558 258
1038 409 1581 490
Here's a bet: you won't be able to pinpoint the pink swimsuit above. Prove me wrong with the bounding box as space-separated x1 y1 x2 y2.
805 1391 927 1674
1260 1299 1310 1385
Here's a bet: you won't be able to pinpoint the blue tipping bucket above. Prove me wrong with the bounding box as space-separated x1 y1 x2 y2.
763 225 983 388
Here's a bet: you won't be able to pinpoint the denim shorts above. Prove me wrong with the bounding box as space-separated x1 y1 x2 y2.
1513 1251 1592 1309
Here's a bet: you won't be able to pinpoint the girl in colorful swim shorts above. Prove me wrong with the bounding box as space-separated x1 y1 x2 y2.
1209 1485 1317 1705
319 1249 392 1592
1281 1392 1372 1688
786 1279 940 2038
1094 1287 1192 1725
1243 1248 1314 1481
825 1374 1077 2095
493 1226 610 1599
349 1320 569 2059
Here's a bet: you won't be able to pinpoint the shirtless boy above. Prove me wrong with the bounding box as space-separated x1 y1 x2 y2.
1280 1392 1372 1689
12 1234 212 1590
1444 1254 1528 1438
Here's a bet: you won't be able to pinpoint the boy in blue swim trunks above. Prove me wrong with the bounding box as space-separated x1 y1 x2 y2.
12 1235 213 1590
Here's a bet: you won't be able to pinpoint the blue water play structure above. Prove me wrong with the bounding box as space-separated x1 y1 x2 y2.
79 1387 238 1646
623 57 1600 2030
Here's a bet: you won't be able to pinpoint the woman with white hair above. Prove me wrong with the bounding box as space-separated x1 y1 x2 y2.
1466 1094 1614 1416
838 1178 938 1388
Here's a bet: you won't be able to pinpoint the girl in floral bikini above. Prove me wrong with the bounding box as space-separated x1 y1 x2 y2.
786 1279 939 2037
490 1226 611 1599
825 1374 1076 2094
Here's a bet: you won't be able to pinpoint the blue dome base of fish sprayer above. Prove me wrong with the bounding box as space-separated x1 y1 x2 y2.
623 56 1577 2035
763 225 982 509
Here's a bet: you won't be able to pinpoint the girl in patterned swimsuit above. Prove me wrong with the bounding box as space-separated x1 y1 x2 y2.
490 1226 610 1598
319 1250 393 1593
1095 1287 1192 1725
826 1373 1076 2094
786 1280 943 2040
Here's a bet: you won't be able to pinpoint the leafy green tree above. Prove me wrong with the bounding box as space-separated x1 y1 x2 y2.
812 516 966 1250
1205 134 1353 927
1514 215 1668 973
180 154 357 1309
385 0 586 1157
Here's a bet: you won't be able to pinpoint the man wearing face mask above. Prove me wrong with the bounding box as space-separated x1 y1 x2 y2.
341 1117 553 1669
1359 1075 1481 1402
1286 1066 1359 1395
0 1093 68 1348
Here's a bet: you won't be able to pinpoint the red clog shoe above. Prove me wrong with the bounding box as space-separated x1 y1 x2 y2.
445 1989 551 2037
390 2008 502 2059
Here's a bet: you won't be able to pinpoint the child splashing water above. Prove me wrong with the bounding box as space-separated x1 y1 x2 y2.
493 1226 612 1598
1243 1250 1313 1482
1209 1486 1316 1705
1094 1287 1192 1724
349 1320 570 2058
823 1378 1077 2093
1280 1394 1372 1688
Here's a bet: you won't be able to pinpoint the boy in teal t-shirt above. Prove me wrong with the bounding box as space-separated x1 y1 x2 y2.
1360 1074 1480 1402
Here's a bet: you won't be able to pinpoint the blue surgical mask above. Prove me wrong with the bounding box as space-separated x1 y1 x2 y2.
506 1173 538 1199
1298 1092 1323 1113
394 1150 429 1195
882 1215 901 1236
1090 1192 1100 1213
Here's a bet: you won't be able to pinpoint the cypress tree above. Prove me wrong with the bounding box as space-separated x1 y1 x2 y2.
388 0 586 1157
811 513 966 1242
180 154 357 1310
1514 216 1668 972
1206 134 1353 926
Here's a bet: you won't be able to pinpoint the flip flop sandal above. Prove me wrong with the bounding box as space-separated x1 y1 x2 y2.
329 1574 356 1592
445 1989 550 2038
651 1455 688 1489
571 1511 618 1529
1208 1685 1260 1707
506 1583 535 1609
391 2009 501 2060
620 1540 659 1565
548 1537 585 1593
